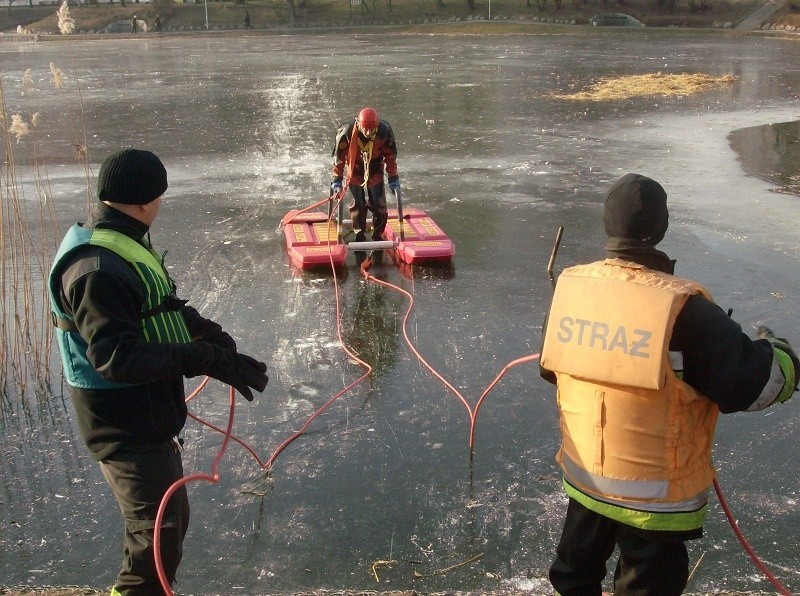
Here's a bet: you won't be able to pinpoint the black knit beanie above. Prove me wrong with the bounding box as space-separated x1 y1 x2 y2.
97 149 168 205
603 173 669 246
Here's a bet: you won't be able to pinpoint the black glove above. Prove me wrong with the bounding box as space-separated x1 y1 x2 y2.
205 345 268 402
202 324 237 352
182 306 237 352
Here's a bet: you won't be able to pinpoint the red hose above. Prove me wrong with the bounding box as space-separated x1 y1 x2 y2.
470 353 540 449
156 131 530 593
278 194 334 229
713 477 791 594
266 193 373 468
365 263 793 592
362 267 540 450
155 202 791 594
154 385 237 595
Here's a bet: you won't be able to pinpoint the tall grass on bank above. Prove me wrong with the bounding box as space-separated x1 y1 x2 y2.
0 1 94 410
0 78 61 404
1 61 92 412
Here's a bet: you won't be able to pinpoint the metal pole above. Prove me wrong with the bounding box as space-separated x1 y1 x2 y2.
347 240 396 251
547 226 564 289
204 0 209 30
394 187 404 241
489 0 491 20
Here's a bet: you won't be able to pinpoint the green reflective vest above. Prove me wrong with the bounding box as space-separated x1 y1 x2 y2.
49 224 192 389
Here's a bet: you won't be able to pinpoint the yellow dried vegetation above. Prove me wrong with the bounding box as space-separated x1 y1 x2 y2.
554 72 736 101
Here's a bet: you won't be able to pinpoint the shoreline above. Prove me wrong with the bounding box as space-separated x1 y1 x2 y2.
1 0 797 38
0 589 781 595
1 20 798 44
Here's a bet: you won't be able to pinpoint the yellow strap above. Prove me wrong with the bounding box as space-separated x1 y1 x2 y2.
358 138 374 190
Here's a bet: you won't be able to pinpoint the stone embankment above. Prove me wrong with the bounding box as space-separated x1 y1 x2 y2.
760 20 799 29
735 0 795 29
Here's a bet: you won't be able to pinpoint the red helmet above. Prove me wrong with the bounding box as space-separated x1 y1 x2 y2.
356 107 379 138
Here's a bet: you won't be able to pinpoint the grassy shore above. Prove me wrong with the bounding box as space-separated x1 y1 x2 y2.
1 0 799 35
0 588 781 595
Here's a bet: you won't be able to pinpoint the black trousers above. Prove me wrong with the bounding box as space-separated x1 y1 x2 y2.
349 181 388 240
100 440 190 596
549 498 691 596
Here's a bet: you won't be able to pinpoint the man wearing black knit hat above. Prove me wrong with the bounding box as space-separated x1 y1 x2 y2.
49 148 269 596
539 173 799 595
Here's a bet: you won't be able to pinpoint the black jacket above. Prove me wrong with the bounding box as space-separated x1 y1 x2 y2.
56 203 233 460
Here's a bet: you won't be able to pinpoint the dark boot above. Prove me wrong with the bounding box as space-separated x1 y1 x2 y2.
354 232 366 264
372 209 388 241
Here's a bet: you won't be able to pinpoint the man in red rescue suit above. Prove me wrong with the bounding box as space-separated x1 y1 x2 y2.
48 149 269 596
330 107 400 243
539 173 799 595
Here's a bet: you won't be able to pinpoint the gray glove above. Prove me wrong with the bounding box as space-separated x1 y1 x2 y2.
758 326 799 402
205 345 268 402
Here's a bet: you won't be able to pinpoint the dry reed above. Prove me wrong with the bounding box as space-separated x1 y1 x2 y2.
1 49 91 409
0 4 95 410
554 72 737 101
1 80 60 404
56 0 75 35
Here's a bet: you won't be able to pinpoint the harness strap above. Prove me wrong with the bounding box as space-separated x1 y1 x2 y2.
52 295 188 332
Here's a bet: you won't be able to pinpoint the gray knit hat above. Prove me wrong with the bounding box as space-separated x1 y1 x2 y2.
98 149 168 205
603 173 669 246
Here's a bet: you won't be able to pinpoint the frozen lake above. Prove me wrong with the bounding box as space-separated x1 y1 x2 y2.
1 29 799 594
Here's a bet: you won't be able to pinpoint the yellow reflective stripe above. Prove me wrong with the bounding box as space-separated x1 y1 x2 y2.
563 478 708 531
90 229 168 285
669 350 684 380
131 261 159 342
88 229 190 345
162 311 177 342
772 348 796 404
563 452 669 500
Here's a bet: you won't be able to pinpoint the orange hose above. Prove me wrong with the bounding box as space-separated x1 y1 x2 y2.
156 247 792 595
158 213 792 595
361 265 540 450
713 477 791 594
154 385 237 595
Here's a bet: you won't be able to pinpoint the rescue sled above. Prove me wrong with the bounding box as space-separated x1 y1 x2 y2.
283 188 455 270
383 207 455 265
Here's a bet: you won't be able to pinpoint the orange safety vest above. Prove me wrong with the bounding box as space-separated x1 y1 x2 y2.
541 258 720 531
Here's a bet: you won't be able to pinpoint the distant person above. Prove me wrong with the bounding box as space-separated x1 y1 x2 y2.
244 10 252 29
539 173 799 595
330 107 400 244
131 15 138 34
48 148 269 595
154 15 162 32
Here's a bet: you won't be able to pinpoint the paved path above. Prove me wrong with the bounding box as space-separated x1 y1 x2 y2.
736 0 787 29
